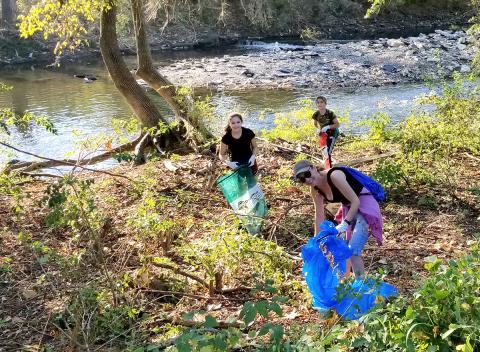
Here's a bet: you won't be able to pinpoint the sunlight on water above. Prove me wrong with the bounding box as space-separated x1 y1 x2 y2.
0 56 433 167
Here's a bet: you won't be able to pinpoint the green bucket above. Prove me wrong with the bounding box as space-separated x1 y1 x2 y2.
217 165 267 234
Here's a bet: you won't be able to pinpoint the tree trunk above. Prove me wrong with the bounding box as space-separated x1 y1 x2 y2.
100 0 166 129
130 0 213 140
100 0 187 162
1 0 16 26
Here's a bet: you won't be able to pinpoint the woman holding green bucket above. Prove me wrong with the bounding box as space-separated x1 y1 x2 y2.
219 113 259 175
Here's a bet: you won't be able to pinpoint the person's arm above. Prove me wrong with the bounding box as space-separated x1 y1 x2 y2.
321 113 340 133
219 142 229 163
250 137 259 156
329 170 360 223
311 186 325 235
330 116 340 130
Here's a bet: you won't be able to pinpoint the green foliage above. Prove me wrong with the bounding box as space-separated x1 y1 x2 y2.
0 172 25 215
365 0 386 18
388 75 479 186
365 0 470 18
111 117 141 143
42 176 106 241
0 257 12 281
176 220 293 287
112 151 134 162
174 86 215 139
354 112 394 149
0 82 12 92
300 27 317 41
127 192 177 251
18 0 103 55
262 99 317 143
351 75 480 189
54 284 141 348
372 159 406 194
344 249 480 351
254 249 480 352
166 284 286 352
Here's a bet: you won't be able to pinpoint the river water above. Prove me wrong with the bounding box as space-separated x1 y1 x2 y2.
0 47 432 165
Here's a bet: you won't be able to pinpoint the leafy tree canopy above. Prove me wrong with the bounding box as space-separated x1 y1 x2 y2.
18 0 104 54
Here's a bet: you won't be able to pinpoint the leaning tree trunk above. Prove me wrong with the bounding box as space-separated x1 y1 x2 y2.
100 1 183 162
130 0 213 141
1 0 16 26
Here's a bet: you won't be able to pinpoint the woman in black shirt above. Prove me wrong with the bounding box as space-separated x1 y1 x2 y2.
219 113 259 174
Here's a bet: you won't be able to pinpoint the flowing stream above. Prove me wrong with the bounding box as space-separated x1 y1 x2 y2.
0 48 433 166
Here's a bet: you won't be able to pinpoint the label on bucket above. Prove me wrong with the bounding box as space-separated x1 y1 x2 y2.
230 184 264 214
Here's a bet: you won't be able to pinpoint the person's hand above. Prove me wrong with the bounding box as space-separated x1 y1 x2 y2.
225 161 239 169
248 154 256 166
316 128 321 135
335 220 349 234
321 125 331 133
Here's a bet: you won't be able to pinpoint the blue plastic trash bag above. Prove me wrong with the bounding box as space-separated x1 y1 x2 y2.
335 278 398 320
302 220 398 320
216 165 267 234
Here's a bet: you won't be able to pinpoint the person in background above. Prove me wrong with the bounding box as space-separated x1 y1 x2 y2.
312 96 340 169
219 113 259 174
293 160 384 278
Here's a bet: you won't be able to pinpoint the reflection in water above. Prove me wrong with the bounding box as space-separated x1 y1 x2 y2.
0 58 432 164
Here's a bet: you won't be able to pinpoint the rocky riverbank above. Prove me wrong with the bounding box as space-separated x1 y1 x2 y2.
151 30 478 92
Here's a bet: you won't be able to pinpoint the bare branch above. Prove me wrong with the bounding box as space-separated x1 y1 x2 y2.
0 141 135 181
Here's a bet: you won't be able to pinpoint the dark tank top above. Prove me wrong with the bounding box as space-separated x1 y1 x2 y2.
316 167 364 204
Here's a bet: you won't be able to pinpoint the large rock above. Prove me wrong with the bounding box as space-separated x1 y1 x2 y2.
386 39 404 47
460 65 471 73
435 29 457 40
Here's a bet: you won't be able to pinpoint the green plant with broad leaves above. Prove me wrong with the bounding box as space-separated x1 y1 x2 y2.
133 281 288 352
337 247 480 352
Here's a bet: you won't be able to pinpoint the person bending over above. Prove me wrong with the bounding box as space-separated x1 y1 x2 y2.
293 160 383 278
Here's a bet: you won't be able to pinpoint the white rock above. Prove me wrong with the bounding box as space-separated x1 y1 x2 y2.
387 39 404 47
412 40 425 50
460 65 471 73
457 43 467 50
435 29 456 39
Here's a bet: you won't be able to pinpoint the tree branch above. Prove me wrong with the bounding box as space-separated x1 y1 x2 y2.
139 288 247 301
257 137 323 163
151 262 209 288
151 262 252 294
0 141 135 181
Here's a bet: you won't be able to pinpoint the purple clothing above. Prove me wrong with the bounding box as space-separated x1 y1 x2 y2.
334 188 383 245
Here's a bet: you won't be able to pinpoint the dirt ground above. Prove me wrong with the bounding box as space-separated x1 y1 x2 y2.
0 140 478 351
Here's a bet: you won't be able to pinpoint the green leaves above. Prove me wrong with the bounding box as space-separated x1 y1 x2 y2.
239 299 284 327
204 315 218 329
424 255 442 272
18 0 103 55
0 106 57 137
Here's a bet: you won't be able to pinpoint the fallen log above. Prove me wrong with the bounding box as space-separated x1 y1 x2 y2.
344 151 398 167
0 140 136 180
1 134 144 174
